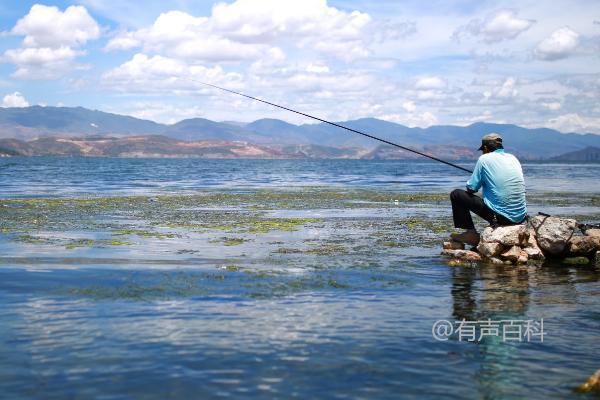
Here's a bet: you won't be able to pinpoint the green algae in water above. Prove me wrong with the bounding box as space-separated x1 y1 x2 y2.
65 239 95 249
247 218 318 233
305 243 347 255
223 238 246 246
563 256 591 265
112 229 177 239
65 238 132 249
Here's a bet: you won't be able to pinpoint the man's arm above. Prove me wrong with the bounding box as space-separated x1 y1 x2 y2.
466 158 483 193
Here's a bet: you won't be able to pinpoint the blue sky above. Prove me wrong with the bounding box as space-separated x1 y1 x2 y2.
1 0 599 133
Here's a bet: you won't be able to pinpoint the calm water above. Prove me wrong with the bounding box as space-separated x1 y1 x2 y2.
0 157 599 399
1 157 599 197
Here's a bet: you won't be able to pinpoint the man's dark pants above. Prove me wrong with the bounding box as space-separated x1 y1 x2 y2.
450 189 513 230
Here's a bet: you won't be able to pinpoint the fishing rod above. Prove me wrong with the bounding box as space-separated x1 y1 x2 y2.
186 78 473 174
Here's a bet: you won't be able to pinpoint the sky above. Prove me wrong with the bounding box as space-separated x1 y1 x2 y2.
0 0 599 133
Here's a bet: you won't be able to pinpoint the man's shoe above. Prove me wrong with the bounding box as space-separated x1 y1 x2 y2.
450 230 480 246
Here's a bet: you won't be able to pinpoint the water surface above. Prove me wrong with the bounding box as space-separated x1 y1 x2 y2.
0 158 598 399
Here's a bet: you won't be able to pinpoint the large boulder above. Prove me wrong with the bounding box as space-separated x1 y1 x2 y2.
481 225 529 246
530 216 576 256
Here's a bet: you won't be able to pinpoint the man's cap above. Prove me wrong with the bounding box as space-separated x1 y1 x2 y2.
478 132 503 150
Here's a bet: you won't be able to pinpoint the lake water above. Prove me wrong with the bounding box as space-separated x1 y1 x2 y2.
0 157 599 399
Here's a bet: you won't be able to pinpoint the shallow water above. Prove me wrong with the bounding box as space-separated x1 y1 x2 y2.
0 158 599 399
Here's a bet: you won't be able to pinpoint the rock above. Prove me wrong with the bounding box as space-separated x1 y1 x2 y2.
442 249 482 262
481 225 529 246
586 228 600 239
530 216 576 256
487 257 504 265
477 241 504 258
523 246 545 260
569 235 600 255
500 245 521 263
448 259 469 267
443 241 465 250
517 250 529 264
577 369 600 393
525 229 537 247
563 256 590 265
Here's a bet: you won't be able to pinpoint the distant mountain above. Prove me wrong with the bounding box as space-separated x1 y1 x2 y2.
0 136 352 159
549 146 600 162
1 106 600 159
0 106 163 139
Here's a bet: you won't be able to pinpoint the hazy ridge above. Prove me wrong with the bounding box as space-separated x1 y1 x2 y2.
1 106 599 160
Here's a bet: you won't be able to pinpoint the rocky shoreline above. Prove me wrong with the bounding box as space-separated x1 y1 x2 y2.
442 215 600 265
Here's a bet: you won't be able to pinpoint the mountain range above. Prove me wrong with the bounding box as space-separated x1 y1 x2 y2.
1 106 600 160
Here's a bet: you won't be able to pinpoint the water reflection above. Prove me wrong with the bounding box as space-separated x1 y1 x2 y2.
451 264 532 321
450 262 600 398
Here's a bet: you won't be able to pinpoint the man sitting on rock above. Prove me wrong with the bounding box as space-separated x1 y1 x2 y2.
450 133 527 246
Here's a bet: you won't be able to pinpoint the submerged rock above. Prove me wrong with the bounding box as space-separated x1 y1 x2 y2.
577 369 600 393
481 225 528 246
530 216 576 256
563 256 590 265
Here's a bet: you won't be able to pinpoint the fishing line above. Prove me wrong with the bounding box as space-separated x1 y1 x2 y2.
184 78 473 174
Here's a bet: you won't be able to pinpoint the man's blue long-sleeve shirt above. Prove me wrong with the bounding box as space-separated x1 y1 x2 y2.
466 149 527 223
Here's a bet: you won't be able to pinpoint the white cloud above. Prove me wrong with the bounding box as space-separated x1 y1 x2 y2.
415 76 446 90
453 9 535 43
547 113 600 133
2 92 29 107
4 5 100 79
104 32 140 51
534 27 580 61
102 53 243 93
410 76 449 102
11 4 99 48
105 0 409 62
454 110 495 125
402 101 416 112
495 77 517 98
306 63 330 74
3 46 82 79
380 111 438 128
480 77 518 102
542 102 562 110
